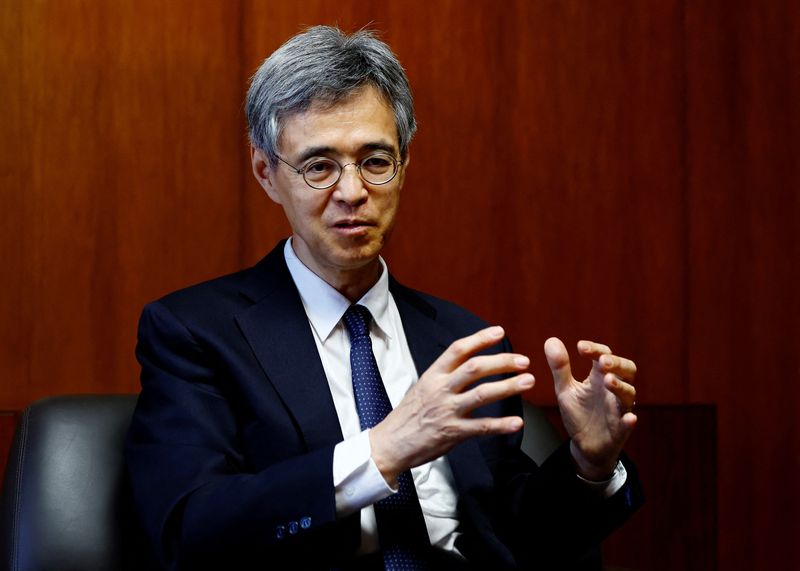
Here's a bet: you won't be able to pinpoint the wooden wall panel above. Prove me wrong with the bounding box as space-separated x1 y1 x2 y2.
686 1 799 568
0 1 244 410
456 1 686 407
0 413 19 487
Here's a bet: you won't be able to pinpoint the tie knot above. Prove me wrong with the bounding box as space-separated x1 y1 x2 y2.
343 305 372 340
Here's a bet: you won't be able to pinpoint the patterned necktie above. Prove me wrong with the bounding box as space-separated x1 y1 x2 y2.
342 305 430 570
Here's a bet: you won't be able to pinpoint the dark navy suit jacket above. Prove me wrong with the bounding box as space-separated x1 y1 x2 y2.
125 241 643 570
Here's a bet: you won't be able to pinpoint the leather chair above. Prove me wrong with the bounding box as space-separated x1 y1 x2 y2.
0 394 152 571
0 395 562 571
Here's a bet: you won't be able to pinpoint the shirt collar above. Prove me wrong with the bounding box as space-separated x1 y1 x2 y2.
283 238 392 343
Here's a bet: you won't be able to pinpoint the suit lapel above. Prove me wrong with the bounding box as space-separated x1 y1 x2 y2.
235 243 344 451
390 279 494 493
389 277 450 377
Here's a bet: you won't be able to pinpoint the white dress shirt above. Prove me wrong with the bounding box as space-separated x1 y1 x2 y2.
282 238 626 556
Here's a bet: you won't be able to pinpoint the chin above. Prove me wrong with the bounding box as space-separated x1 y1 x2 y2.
332 242 383 269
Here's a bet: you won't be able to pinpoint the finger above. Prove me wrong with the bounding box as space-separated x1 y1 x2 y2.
433 326 506 373
604 373 637 410
544 337 573 394
457 373 535 413
449 353 530 392
599 354 637 381
620 412 638 433
457 415 525 438
577 340 612 360
609 411 639 451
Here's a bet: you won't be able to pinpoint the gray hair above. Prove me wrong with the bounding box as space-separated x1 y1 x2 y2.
245 26 416 165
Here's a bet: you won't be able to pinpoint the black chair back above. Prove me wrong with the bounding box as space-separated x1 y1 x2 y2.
1 395 151 571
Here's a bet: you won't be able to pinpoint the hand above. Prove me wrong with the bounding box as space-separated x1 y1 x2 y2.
370 326 534 485
544 337 637 481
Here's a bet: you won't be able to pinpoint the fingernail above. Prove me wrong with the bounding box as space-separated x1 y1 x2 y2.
510 417 523 430
515 356 529 367
518 375 534 389
489 326 504 338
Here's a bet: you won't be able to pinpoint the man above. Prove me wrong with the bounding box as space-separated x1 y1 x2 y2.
126 26 643 570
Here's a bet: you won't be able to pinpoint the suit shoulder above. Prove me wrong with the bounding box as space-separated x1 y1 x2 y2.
390 279 490 331
144 242 287 323
153 267 252 313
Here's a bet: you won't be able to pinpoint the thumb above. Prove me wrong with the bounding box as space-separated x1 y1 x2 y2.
544 337 573 394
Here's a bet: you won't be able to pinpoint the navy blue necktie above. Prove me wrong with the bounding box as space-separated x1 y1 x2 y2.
342 305 430 570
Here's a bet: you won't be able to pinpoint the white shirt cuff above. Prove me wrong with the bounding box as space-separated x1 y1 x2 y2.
576 461 628 498
333 429 396 516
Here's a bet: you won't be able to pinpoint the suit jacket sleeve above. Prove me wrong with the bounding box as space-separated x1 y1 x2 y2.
473 369 645 569
125 300 359 570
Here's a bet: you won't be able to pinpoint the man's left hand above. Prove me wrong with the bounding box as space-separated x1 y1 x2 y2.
543 337 638 481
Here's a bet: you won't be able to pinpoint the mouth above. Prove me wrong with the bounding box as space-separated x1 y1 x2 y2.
332 219 375 229
331 219 375 238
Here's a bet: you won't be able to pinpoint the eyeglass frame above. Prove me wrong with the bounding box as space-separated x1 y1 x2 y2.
275 152 405 190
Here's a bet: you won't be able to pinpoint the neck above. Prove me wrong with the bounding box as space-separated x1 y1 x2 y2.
327 261 383 303
289 238 383 303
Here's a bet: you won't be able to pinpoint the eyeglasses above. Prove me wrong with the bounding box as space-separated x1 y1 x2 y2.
276 152 404 190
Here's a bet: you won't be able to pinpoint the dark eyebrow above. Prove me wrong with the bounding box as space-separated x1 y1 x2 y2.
361 142 398 155
294 141 399 164
295 146 336 164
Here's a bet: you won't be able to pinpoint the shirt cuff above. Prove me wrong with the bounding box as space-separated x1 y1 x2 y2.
576 461 628 498
333 429 396 516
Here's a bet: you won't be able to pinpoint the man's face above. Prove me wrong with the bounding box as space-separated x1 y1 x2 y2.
252 86 406 286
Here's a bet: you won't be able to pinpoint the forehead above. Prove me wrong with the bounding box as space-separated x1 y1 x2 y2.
277 86 399 158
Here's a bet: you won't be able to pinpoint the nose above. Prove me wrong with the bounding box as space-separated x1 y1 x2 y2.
332 163 368 205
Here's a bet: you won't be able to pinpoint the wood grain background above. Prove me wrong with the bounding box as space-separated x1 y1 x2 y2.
2 1 797 568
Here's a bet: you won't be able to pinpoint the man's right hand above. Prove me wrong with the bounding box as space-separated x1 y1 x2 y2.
368 326 533 485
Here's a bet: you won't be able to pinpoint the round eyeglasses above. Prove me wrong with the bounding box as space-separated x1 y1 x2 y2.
276 152 404 190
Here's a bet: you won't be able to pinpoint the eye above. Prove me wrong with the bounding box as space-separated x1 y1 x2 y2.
303 159 337 182
361 154 394 174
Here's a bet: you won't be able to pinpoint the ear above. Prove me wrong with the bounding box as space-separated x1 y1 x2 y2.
396 151 410 190
251 146 282 204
